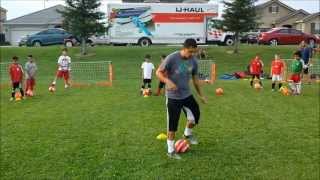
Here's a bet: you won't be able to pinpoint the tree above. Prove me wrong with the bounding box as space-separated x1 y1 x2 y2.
222 0 259 53
58 0 105 55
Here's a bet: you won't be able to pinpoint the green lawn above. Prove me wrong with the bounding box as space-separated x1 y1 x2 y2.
0 45 319 179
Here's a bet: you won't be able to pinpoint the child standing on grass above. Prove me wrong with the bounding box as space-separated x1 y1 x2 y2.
9 56 24 101
249 55 264 87
51 48 71 89
270 54 284 91
289 51 305 95
141 54 155 94
25 55 37 94
155 54 166 96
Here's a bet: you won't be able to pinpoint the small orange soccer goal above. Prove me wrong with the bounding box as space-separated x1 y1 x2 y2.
198 60 216 84
70 61 113 87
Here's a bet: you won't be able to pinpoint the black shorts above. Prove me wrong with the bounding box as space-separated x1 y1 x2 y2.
251 74 260 79
158 81 165 88
167 95 200 132
12 82 22 90
143 79 151 84
303 68 309 74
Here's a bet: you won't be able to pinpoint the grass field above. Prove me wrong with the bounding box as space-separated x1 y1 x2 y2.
0 45 319 179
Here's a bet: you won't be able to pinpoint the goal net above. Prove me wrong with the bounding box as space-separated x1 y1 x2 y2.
198 60 216 84
309 59 320 79
0 62 10 88
70 61 113 87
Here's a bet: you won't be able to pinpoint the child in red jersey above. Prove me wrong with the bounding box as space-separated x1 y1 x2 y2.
9 56 25 101
270 54 284 91
249 55 264 87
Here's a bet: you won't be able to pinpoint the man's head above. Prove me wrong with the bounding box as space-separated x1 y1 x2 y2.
181 38 198 59
12 56 18 63
62 48 68 56
294 51 301 60
275 54 280 60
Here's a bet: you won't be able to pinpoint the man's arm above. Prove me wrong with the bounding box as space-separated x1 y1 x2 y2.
192 75 207 104
156 62 177 90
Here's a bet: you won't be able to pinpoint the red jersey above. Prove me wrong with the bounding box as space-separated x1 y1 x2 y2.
9 63 24 82
271 60 284 75
250 58 263 75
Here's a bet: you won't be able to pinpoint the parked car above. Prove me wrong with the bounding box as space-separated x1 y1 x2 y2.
87 33 110 46
240 28 271 44
240 32 259 44
18 36 28 46
25 28 77 47
258 28 319 46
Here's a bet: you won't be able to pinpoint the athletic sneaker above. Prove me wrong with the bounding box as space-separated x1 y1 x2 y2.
272 89 275 92
9 97 14 101
183 134 198 145
64 84 69 89
167 151 181 160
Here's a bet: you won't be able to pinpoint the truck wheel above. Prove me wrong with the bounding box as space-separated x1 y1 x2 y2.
138 38 151 47
224 37 234 46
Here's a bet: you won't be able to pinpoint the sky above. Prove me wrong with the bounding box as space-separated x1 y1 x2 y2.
1 0 319 20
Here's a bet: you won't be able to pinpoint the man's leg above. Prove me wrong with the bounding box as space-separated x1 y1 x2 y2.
182 96 200 145
166 98 182 159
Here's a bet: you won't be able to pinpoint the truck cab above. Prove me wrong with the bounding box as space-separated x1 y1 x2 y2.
206 18 234 46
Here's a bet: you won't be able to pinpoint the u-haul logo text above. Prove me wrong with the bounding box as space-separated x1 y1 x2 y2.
176 7 205 13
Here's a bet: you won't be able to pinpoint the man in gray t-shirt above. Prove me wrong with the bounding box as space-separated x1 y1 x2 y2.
25 55 37 92
156 39 207 160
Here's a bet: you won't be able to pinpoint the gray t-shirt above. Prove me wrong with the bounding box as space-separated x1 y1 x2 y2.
25 61 37 79
159 51 198 100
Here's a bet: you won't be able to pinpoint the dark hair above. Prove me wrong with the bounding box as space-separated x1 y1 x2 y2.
145 54 151 59
28 55 33 58
161 54 166 59
183 38 197 49
62 48 68 52
12 56 18 60
294 51 301 58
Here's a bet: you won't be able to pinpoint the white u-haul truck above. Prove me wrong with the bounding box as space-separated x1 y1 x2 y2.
107 3 234 46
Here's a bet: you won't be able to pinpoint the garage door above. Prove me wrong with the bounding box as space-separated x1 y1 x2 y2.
10 30 42 46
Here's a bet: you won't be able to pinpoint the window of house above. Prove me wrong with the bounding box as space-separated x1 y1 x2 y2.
269 5 279 14
311 22 320 34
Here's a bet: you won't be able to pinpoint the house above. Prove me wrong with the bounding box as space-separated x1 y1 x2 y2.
296 12 320 36
255 0 309 28
3 5 64 46
0 7 7 43
0 7 7 33
255 0 320 36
